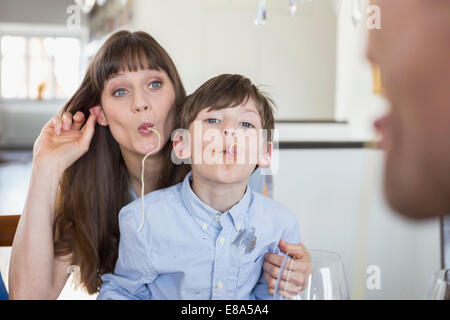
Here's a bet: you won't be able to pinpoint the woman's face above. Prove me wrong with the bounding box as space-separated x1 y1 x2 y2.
100 68 176 157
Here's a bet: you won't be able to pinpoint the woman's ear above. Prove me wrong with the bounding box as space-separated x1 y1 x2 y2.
89 105 108 126
172 130 191 160
257 141 272 168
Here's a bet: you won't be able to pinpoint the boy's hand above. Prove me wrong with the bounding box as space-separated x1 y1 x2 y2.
263 241 312 296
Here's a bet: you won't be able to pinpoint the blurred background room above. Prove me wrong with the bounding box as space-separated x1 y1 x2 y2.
0 0 443 299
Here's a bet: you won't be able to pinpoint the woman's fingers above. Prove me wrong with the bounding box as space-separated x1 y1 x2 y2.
264 258 310 287
276 279 302 299
52 116 63 135
264 251 313 299
61 112 74 131
78 113 96 151
265 252 312 273
52 111 87 135
263 259 281 280
264 270 276 296
61 111 86 131
285 257 313 275
52 112 73 135
263 270 303 298
71 111 86 131
264 252 284 268
278 278 303 295
278 240 309 258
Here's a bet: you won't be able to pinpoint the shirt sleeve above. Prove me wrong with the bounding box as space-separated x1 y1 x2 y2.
252 209 302 300
280 213 302 251
97 205 156 300
250 272 274 300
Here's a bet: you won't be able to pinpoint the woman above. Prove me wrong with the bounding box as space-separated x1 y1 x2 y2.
9 30 307 299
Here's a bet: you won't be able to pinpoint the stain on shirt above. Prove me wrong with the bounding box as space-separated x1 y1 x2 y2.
232 227 257 254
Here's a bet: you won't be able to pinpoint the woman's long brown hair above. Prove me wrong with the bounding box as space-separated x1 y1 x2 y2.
53 31 189 294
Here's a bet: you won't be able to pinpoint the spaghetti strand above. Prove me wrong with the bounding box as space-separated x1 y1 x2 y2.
137 128 161 232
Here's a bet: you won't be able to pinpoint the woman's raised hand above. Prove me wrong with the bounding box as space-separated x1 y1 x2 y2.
263 240 312 296
32 108 98 176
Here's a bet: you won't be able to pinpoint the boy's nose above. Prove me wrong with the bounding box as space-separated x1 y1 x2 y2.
224 128 235 136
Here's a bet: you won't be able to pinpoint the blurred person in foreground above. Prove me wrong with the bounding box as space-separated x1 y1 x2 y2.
369 0 450 219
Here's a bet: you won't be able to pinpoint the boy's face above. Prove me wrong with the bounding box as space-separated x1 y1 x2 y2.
175 100 271 185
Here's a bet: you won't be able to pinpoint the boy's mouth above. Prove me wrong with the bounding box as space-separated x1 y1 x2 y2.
217 143 239 160
227 143 238 156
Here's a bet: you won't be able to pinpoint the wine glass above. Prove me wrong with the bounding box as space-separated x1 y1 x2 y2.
274 249 349 300
425 269 450 300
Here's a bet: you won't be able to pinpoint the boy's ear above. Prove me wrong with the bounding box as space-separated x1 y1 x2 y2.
257 141 272 168
172 130 191 160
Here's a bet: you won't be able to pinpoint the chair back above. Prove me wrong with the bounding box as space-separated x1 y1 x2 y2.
0 215 20 247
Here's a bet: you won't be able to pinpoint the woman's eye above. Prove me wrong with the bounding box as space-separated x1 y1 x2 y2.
241 122 254 128
206 118 219 124
149 81 162 89
113 88 127 97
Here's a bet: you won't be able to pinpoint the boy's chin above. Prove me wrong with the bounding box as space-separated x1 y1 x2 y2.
196 164 255 185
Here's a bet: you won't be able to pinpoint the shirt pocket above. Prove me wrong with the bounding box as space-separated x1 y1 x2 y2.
237 253 265 288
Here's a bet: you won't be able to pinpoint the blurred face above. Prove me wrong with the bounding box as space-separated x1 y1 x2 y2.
368 0 450 218
178 101 271 185
99 68 176 158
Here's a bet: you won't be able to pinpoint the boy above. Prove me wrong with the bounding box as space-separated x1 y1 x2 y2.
98 74 301 299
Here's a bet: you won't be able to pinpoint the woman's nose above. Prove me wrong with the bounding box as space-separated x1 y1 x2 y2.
132 89 152 113
134 104 151 113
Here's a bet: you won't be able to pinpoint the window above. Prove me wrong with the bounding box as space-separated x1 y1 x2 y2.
0 35 81 100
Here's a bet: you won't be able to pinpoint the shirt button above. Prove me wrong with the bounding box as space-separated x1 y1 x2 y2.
215 214 220 221
202 223 208 231
236 223 241 231
219 237 226 244
216 281 223 289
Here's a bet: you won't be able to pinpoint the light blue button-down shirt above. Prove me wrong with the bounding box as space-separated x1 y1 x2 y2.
98 171 301 300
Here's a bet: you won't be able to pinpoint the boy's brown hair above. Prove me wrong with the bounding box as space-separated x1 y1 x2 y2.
179 74 276 141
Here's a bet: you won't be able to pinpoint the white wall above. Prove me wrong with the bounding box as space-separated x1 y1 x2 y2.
273 149 440 299
131 0 386 139
334 0 388 140
0 0 78 25
131 0 337 121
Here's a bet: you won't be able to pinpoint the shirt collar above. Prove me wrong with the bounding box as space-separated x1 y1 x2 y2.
181 171 253 232
227 181 252 231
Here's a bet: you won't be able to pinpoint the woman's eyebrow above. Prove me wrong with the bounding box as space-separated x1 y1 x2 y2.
107 69 164 82
106 73 126 82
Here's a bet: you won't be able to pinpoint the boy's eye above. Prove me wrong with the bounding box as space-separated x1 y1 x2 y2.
206 118 219 124
240 122 254 128
149 81 162 89
113 88 127 97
